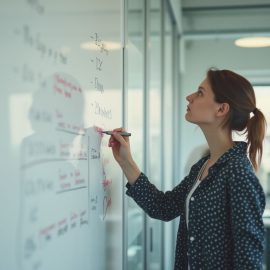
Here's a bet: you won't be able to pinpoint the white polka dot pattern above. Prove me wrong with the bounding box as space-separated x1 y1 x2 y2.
126 141 265 269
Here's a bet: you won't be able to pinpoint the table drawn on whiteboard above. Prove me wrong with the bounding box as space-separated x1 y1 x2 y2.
88 127 113 221
18 74 114 270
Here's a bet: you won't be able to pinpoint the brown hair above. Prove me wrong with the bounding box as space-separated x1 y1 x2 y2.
207 68 267 171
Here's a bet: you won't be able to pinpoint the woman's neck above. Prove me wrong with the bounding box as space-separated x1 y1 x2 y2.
201 126 234 163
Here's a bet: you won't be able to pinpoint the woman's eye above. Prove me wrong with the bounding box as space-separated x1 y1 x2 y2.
197 90 203 96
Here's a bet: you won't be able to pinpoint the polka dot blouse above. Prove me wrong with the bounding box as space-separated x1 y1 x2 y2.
126 141 265 269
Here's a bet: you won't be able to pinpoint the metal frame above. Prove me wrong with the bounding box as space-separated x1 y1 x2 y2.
123 0 180 268
182 4 270 12
122 0 128 268
160 0 165 268
182 29 270 40
143 0 149 269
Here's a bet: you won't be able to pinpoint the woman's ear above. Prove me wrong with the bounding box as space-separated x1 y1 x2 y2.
217 103 230 117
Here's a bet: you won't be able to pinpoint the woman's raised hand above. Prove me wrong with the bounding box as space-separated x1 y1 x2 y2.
108 127 132 165
108 127 141 184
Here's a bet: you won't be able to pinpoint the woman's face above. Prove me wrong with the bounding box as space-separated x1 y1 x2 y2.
185 78 222 126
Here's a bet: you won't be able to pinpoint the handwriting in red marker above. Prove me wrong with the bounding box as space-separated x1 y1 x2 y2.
55 74 82 94
58 218 67 227
40 223 55 236
95 126 104 137
102 179 112 188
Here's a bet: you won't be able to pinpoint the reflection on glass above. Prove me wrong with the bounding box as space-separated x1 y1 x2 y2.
127 0 144 269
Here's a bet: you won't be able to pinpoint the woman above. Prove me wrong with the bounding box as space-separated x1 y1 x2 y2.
108 69 266 269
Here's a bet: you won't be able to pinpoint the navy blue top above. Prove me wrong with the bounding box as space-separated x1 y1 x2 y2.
126 142 265 269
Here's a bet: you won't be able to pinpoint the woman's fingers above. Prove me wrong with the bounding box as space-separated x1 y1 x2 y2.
112 127 125 132
108 127 120 147
110 127 129 144
108 128 124 147
107 127 133 164
108 127 130 151
111 132 127 145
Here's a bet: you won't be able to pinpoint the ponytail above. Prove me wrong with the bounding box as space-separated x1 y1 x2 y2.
246 108 267 171
207 68 267 171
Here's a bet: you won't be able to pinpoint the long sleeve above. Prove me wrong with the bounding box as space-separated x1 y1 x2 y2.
228 163 265 269
126 173 191 221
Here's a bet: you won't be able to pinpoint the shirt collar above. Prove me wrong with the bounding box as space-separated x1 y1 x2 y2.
215 141 247 165
194 141 247 169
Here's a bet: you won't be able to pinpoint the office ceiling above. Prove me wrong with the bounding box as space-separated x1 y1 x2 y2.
181 0 270 39
182 0 270 9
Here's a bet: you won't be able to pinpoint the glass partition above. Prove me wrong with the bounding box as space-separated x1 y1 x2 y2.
126 1 145 269
253 86 270 269
147 0 163 269
163 2 175 270
253 86 270 203
125 1 179 269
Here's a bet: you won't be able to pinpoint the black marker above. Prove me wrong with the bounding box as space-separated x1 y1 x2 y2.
101 131 131 137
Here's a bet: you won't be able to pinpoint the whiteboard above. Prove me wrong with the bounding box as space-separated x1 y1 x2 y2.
0 1 123 270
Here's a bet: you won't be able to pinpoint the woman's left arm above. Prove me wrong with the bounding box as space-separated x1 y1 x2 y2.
228 164 265 269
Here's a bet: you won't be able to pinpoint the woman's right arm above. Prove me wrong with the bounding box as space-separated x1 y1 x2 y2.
108 127 141 185
125 173 190 221
108 127 190 221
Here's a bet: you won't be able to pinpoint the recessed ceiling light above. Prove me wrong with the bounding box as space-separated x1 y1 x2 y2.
235 37 270 48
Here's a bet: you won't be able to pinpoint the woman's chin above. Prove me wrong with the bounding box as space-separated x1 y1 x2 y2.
185 113 191 121
185 114 197 124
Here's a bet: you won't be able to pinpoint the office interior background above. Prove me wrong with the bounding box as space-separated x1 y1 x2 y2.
126 0 270 269
1 0 270 269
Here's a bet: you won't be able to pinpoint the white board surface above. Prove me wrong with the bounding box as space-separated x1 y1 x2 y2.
0 1 123 269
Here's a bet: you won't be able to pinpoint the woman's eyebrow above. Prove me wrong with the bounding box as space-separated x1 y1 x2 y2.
198 86 206 92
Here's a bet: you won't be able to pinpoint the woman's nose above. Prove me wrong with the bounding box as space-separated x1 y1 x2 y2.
186 94 192 102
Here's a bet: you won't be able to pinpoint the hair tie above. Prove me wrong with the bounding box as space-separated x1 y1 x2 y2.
253 108 258 114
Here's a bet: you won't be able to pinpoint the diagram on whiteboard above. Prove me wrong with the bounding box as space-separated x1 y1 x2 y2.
18 73 114 270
